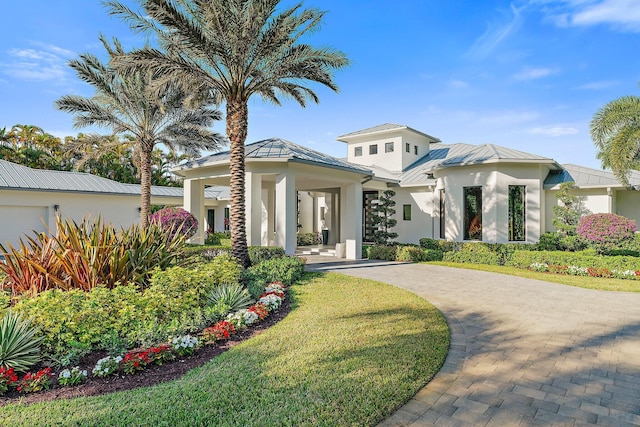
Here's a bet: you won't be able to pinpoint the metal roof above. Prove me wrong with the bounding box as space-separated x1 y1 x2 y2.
175 137 372 175
0 160 226 199
437 144 555 168
399 143 477 185
336 123 441 142
544 163 640 189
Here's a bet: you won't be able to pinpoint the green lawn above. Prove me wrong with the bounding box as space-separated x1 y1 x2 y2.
430 261 640 292
1 272 449 426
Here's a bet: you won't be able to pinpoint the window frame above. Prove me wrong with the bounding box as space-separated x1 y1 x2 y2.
385 142 394 153
369 144 378 155
508 185 526 241
463 186 482 241
403 204 412 221
354 146 363 157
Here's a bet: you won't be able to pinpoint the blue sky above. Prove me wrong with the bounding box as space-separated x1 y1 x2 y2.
2 0 640 169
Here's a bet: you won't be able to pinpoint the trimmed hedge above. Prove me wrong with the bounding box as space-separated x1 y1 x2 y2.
506 250 640 272
183 245 285 265
443 244 500 265
367 244 444 262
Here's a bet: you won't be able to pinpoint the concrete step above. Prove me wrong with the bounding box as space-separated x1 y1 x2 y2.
296 246 336 256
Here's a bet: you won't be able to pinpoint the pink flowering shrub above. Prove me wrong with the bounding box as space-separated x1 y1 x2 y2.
149 207 198 240
577 213 636 252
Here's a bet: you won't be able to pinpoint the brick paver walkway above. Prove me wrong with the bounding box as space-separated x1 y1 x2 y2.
305 257 640 426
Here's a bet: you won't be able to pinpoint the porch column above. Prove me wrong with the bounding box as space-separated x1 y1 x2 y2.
184 178 205 244
275 171 297 255
245 171 262 247
340 182 363 259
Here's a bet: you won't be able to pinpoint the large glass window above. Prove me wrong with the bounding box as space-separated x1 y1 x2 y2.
508 185 526 241
463 187 482 240
224 207 230 231
403 204 411 221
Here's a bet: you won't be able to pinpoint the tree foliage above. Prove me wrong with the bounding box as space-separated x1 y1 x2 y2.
372 190 398 245
106 0 349 267
591 95 640 186
552 182 581 237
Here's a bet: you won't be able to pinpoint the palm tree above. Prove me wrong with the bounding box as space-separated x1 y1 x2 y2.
591 95 640 186
56 35 224 226
106 0 349 267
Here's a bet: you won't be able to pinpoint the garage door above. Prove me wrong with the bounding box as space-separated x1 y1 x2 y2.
0 206 49 250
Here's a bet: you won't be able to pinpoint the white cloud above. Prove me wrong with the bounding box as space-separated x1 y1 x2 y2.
513 66 558 81
530 0 640 32
466 3 524 59
0 43 74 83
450 79 471 89
577 80 619 89
530 126 579 136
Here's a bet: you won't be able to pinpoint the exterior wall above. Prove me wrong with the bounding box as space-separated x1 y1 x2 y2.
391 187 435 244
344 130 432 172
438 164 546 243
616 190 640 225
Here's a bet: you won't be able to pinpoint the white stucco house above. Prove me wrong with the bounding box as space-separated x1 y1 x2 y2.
0 160 228 249
173 123 640 259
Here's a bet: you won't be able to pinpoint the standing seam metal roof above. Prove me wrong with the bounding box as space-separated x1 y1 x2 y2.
0 160 226 199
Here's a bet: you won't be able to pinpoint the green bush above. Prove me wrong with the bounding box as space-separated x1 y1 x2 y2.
536 232 562 251
419 238 441 251
424 249 444 261
443 243 499 265
205 231 230 245
506 250 640 272
246 256 305 286
396 246 427 262
248 246 285 264
367 245 397 261
297 232 321 246
0 310 42 372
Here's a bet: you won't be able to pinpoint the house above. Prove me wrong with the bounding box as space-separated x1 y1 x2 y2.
0 160 228 249
173 123 640 259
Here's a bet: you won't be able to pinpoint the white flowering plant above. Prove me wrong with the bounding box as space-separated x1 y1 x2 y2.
171 335 199 356
92 356 122 377
226 309 257 328
529 262 548 272
259 293 283 311
58 366 88 386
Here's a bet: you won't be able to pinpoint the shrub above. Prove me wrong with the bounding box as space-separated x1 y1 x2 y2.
149 207 198 240
205 231 230 245
506 250 640 273
249 246 285 264
17 368 53 393
424 249 444 261
577 213 636 253
0 367 18 395
246 256 305 286
396 246 427 262
367 245 397 261
536 232 561 251
297 232 321 246
207 283 253 315
419 238 441 251
0 310 42 372
442 243 499 265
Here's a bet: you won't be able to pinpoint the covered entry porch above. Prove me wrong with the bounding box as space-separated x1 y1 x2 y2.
172 138 372 260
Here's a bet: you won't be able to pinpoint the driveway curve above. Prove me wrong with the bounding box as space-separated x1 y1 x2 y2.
306 258 640 426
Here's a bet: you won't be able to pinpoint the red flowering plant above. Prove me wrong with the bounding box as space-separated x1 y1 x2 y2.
149 207 199 240
147 344 175 366
121 350 152 375
203 321 236 343
248 303 269 320
0 367 18 395
577 213 636 253
17 368 53 393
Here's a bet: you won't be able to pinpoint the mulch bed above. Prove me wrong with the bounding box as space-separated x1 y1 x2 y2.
0 298 291 407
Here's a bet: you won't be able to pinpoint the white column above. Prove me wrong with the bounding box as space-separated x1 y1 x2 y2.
245 171 262 247
340 182 363 259
184 178 205 244
275 171 297 255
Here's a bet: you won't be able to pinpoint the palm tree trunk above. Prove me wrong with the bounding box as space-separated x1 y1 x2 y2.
140 143 153 228
226 98 251 268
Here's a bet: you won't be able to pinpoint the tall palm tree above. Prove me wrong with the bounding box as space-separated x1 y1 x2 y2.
56 35 224 226
107 0 349 267
591 95 640 186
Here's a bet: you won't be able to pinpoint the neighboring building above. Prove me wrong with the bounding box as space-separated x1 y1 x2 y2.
173 123 640 259
0 160 228 249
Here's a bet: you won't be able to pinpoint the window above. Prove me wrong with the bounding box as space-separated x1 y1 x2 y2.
508 185 526 241
362 191 379 242
385 142 394 153
369 144 378 155
439 189 445 239
224 207 230 231
405 142 410 153
414 145 418 155
354 146 362 157
403 204 412 221
207 209 215 233
463 187 482 240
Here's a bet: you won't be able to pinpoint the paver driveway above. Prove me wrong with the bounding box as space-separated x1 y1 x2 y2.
305 258 640 426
